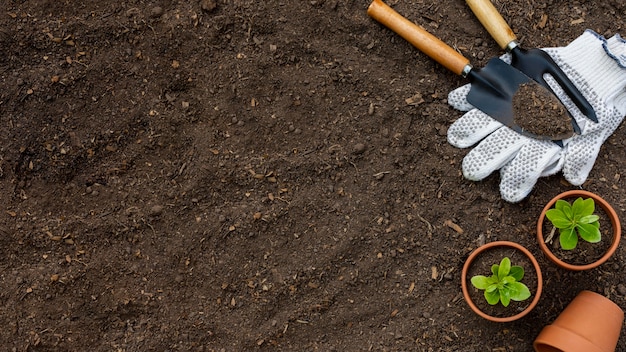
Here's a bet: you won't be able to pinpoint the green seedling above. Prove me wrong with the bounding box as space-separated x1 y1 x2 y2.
470 257 531 307
545 197 601 250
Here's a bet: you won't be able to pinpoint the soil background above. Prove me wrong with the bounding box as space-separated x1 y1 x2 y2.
0 0 625 351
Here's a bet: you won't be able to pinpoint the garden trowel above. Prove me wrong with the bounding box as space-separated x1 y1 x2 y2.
368 0 576 141
466 0 597 124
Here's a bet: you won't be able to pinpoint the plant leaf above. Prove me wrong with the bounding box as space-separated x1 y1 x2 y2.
485 283 498 293
562 200 575 219
499 289 511 307
471 275 490 290
498 257 511 279
545 209 572 229
491 264 499 276
574 197 595 217
485 289 500 305
577 223 601 243
508 282 531 301
559 227 578 250
501 276 516 285
579 215 599 224
554 199 569 212
509 266 524 281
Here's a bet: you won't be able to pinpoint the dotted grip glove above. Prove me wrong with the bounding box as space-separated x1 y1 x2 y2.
447 30 626 202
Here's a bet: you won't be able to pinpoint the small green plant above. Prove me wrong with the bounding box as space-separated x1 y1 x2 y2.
545 197 601 250
470 257 531 307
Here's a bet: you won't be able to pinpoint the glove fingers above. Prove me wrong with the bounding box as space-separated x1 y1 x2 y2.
461 128 527 181
563 107 625 185
499 141 563 202
447 109 503 148
539 156 565 177
562 131 605 185
447 84 474 111
449 32 625 202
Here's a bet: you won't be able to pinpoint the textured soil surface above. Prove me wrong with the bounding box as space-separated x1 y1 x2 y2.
511 82 573 140
1 0 625 351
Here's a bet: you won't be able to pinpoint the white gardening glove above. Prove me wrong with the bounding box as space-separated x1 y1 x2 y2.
447 30 626 202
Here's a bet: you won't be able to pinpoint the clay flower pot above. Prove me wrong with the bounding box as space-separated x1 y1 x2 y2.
461 241 543 322
534 290 624 352
537 190 621 271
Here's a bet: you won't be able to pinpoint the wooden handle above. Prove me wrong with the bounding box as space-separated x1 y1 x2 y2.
368 0 469 76
466 0 517 49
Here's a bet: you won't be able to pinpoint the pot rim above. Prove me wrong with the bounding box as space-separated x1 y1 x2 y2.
461 240 543 323
533 290 624 352
536 190 621 271
533 324 605 352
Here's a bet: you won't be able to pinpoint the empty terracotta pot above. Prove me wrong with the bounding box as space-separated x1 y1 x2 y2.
534 290 624 352
537 190 621 271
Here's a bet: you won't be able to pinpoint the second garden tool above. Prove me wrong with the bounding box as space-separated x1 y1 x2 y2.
466 0 597 125
367 0 575 141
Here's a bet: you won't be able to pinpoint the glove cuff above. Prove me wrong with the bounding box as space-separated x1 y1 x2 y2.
605 33 626 68
556 30 626 102
607 34 626 115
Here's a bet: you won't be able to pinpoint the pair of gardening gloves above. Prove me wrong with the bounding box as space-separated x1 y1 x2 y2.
447 30 626 203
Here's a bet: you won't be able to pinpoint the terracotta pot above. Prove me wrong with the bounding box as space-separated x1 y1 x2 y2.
537 190 621 271
533 290 624 352
461 241 543 322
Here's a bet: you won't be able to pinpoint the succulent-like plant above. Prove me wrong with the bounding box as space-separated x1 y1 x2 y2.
470 257 531 307
545 197 601 250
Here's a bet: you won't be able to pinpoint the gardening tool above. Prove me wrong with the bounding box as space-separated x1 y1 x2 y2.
466 0 597 125
367 0 575 141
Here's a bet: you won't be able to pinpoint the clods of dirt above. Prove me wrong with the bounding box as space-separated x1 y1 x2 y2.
512 82 574 140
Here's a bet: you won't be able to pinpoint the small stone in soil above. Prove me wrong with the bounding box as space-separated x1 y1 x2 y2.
201 0 218 12
512 83 573 140
352 143 366 154
149 205 164 216
150 7 164 18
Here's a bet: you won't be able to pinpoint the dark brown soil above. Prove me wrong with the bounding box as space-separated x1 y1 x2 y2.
465 246 539 319
1 0 625 351
512 82 573 139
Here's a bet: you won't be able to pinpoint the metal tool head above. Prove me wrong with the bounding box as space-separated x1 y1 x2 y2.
463 0 597 125
366 0 577 142
509 45 598 123
466 58 579 141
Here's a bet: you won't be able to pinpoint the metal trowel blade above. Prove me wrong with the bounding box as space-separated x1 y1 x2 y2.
466 58 578 141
